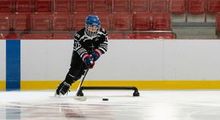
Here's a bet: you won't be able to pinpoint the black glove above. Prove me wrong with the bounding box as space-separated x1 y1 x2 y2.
82 54 95 68
91 49 102 61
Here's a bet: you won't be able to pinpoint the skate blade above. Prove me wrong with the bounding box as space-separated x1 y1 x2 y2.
73 96 87 101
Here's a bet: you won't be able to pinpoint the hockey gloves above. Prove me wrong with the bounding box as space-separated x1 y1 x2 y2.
82 54 95 68
91 49 102 61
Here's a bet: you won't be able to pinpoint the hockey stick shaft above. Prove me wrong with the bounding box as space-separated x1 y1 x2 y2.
76 69 89 94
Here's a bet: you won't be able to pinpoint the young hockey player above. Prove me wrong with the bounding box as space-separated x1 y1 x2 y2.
56 15 108 95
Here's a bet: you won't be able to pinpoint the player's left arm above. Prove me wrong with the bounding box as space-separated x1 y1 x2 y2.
91 28 108 61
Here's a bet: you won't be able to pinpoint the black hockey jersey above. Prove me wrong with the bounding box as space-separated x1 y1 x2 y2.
73 28 108 58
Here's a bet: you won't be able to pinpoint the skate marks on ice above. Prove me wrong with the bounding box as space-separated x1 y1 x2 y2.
1 91 220 120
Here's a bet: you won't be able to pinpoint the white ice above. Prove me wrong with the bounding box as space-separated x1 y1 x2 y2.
1 90 220 120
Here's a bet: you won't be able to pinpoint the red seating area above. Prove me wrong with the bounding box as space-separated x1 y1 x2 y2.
133 12 152 31
152 12 171 30
131 0 149 12
72 12 90 31
150 0 169 12
0 12 172 31
0 13 11 31
31 12 52 31
108 32 176 39
207 0 220 14
15 0 33 12
187 0 205 15
72 0 90 12
12 13 31 31
170 0 185 14
53 13 71 31
111 12 132 31
17 32 176 39
0 0 13 13
1 0 220 39
0 0 219 14
92 0 112 12
54 0 70 12
35 0 52 12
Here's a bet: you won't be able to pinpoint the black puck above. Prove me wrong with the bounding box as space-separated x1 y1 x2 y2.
102 98 109 101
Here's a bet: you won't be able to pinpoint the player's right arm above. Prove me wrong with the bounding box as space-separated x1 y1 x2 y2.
73 32 94 68
73 32 88 58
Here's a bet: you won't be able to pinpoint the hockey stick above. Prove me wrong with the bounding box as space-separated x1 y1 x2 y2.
76 68 89 96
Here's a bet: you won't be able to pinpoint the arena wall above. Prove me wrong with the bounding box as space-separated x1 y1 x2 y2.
2 39 220 90
0 40 6 90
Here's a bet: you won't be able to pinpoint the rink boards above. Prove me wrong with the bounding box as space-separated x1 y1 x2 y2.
1 39 220 90
0 41 5 90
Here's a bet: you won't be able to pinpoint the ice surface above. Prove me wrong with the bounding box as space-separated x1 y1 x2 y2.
1 90 220 120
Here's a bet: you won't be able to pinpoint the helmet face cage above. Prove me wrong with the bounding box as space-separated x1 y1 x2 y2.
85 15 101 37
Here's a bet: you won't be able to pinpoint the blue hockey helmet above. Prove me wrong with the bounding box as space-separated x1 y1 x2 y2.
85 15 101 36
85 15 101 27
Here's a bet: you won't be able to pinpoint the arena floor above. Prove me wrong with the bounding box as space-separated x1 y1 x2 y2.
1 90 220 120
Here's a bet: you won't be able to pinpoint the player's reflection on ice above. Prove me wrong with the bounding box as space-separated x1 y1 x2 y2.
3 102 115 120
5 106 20 120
